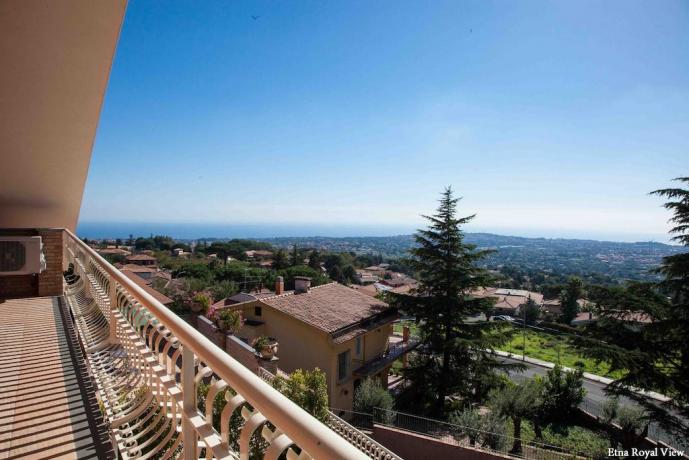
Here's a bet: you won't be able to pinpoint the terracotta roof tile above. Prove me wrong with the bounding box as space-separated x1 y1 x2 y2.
258 283 393 335
119 264 159 273
122 270 174 305
126 254 157 261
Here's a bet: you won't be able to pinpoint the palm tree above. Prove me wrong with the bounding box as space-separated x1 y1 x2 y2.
488 379 542 454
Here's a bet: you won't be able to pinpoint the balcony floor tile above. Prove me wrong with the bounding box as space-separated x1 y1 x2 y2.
0 297 111 459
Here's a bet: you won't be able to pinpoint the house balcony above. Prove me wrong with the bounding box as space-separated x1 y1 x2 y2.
0 229 386 459
353 337 420 378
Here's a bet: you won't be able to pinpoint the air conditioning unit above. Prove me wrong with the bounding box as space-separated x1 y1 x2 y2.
0 236 47 275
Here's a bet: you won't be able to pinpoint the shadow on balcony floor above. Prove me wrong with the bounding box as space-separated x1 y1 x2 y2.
0 296 113 459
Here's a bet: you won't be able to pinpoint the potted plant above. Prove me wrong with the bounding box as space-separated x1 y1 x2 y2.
217 309 243 334
253 336 278 358
190 293 210 314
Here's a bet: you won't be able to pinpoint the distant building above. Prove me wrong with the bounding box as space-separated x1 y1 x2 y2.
570 311 597 326
125 253 157 266
245 250 273 259
117 264 170 286
171 248 189 257
363 266 386 275
121 270 174 306
96 247 131 257
571 310 652 330
355 270 379 285
542 299 563 318
380 277 416 289
543 298 589 320
473 287 544 317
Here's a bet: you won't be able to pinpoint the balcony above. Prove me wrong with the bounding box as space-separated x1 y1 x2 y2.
354 337 420 378
1 229 397 459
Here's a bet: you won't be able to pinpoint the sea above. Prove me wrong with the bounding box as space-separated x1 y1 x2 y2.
76 222 418 240
76 221 672 244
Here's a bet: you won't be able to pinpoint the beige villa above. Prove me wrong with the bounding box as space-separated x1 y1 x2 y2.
229 276 400 410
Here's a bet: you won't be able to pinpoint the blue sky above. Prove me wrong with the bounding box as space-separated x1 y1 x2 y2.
80 0 689 242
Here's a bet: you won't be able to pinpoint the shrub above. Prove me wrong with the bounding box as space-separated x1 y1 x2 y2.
449 409 482 446
450 409 507 449
540 364 586 422
616 405 646 435
210 280 238 301
272 368 329 422
354 378 394 423
217 309 243 334
191 292 210 313
601 397 619 425
481 413 507 450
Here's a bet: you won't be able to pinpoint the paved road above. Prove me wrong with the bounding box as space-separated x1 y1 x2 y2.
501 356 612 405
501 356 688 451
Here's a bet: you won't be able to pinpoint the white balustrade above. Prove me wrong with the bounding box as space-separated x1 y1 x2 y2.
62 229 368 460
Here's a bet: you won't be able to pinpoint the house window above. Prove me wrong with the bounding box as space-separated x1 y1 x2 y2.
338 350 350 381
254 306 262 317
355 337 362 356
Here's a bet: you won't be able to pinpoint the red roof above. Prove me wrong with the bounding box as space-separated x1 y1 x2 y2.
256 283 395 339
126 254 157 261
121 270 174 305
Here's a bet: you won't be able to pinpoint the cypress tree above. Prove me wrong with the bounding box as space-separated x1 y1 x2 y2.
290 244 300 266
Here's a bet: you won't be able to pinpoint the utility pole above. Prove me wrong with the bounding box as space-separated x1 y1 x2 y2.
522 296 528 362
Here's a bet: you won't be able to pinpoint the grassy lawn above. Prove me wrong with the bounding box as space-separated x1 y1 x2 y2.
498 327 626 379
393 319 419 336
395 319 624 379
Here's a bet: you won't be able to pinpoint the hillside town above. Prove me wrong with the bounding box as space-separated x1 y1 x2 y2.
3 2 688 459
80 222 680 460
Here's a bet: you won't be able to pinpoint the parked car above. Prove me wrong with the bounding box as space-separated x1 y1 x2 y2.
491 315 515 322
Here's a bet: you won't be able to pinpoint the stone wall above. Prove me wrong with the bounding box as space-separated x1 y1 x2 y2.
197 315 279 378
197 315 226 349
38 229 63 296
226 335 260 374
575 408 687 458
371 425 511 460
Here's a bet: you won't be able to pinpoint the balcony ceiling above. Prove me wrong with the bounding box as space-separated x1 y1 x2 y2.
0 1 127 230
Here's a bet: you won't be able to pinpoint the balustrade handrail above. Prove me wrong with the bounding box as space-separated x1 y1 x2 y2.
64 229 367 459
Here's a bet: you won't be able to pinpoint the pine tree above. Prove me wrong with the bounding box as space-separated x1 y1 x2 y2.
393 187 518 416
574 177 689 440
560 277 583 324
308 249 321 271
272 249 289 270
328 265 345 284
523 296 540 325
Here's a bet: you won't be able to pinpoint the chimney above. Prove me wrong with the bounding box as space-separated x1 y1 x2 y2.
275 276 284 295
294 276 311 293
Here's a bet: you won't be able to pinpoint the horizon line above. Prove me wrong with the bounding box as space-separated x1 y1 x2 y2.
76 221 677 246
